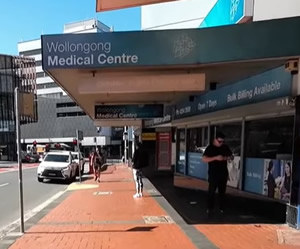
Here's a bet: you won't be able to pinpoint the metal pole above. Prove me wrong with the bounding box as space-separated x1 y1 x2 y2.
77 132 81 183
124 126 127 165
15 87 24 233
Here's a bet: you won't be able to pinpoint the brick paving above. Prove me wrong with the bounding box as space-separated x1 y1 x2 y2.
6 165 197 249
195 224 299 249
4 164 300 249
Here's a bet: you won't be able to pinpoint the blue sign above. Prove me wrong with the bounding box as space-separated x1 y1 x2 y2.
95 104 163 119
42 17 300 70
200 0 246 28
175 67 292 119
244 158 265 195
187 152 208 180
144 105 174 127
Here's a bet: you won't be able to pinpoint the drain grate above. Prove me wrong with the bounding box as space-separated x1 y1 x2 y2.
93 191 112 195
143 216 174 224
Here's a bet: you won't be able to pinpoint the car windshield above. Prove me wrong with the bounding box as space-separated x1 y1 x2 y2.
44 154 69 162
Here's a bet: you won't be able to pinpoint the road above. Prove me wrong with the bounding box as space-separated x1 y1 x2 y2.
0 167 67 231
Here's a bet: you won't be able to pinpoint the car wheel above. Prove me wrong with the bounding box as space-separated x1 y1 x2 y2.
37 177 43 183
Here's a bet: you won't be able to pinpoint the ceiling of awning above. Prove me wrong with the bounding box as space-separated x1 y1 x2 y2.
96 0 176 12
46 59 285 123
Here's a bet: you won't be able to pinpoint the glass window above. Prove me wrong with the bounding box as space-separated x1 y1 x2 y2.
243 116 294 202
187 127 208 153
36 72 45 78
19 49 41 57
44 154 69 162
245 117 293 159
186 127 209 179
176 129 186 174
36 61 42 67
211 123 242 156
211 123 242 188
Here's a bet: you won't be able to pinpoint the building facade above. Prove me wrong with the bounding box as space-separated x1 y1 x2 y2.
0 54 37 161
18 19 123 157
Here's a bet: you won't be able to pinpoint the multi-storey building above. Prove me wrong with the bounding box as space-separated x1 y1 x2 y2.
18 19 123 158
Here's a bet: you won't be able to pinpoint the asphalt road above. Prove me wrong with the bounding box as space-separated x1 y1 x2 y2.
0 167 67 231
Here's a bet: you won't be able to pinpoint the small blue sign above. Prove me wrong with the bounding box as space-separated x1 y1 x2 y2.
175 67 292 119
187 152 208 180
244 158 265 195
200 0 246 28
95 104 163 119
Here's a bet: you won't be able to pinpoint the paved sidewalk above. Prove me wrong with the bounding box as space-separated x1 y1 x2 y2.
2 165 300 249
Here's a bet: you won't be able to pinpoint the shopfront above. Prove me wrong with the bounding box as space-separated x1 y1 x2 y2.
173 66 296 208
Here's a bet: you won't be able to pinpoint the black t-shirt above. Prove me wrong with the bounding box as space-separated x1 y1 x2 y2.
203 144 232 177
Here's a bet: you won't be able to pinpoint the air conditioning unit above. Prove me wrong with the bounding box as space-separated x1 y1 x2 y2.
285 59 298 74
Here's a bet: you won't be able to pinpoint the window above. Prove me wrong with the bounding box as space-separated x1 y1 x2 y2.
186 127 209 179
44 154 69 163
36 72 45 78
176 129 186 174
245 117 293 159
187 127 208 153
37 83 58 89
57 111 86 118
211 123 242 156
19 49 41 57
243 116 294 201
35 61 42 67
41 93 63 98
56 102 77 108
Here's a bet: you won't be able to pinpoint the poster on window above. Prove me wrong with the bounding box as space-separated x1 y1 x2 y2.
244 158 292 202
263 159 292 202
227 156 241 188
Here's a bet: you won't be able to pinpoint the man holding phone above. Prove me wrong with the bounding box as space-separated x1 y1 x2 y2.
203 131 233 216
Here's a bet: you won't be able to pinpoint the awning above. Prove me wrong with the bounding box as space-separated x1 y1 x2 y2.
41 17 300 126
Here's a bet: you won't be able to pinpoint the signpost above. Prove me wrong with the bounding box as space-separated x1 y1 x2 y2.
76 130 83 183
14 88 35 234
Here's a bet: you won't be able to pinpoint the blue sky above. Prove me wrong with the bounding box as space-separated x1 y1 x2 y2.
0 0 141 55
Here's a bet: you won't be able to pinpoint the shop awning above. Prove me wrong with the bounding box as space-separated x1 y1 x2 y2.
41 17 300 126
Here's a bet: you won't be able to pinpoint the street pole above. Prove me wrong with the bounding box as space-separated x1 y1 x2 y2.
124 126 127 165
15 87 24 233
77 134 81 183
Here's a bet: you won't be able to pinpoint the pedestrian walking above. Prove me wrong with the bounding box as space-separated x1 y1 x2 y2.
92 147 104 183
132 142 148 198
202 131 233 216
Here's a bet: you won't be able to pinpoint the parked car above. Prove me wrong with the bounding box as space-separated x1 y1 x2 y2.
37 151 78 183
22 151 39 163
71 152 85 175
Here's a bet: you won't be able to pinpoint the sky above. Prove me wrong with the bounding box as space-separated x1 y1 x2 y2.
0 0 141 55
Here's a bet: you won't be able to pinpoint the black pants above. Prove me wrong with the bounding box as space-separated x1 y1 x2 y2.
207 174 228 211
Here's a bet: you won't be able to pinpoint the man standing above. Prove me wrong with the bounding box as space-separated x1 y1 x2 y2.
203 131 233 216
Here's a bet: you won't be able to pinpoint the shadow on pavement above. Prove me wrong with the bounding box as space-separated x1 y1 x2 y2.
26 226 157 234
147 175 286 225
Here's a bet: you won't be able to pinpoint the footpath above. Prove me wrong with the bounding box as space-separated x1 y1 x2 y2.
0 164 299 249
